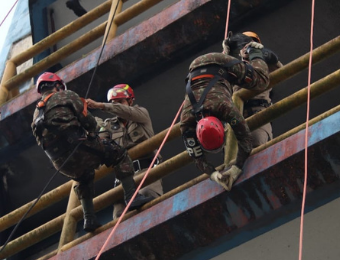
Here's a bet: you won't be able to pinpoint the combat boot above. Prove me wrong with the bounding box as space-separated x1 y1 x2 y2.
80 197 101 232
120 176 154 211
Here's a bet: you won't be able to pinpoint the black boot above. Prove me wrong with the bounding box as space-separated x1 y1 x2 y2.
80 197 101 232
66 0 87 17
120 176 154 211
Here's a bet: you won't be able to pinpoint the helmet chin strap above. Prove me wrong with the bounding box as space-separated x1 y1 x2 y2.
55 83 63 92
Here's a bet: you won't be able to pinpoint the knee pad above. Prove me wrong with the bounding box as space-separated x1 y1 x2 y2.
182 130 204 159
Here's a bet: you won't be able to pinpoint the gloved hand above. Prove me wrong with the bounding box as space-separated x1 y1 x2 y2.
87 132 98 141
222 39 230 55
210 165 242 191
262 48 279 65
240 42 264 61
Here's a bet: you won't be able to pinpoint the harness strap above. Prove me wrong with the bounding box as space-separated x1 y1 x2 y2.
242 62 254 85
35 93 55 126
37 93 55 109
186 75 221 120
80 97 88 117
34 93 57 143
185 60 242 120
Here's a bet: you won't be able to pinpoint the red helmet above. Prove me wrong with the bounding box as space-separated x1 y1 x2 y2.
196 116 225 153
107 84 135 102
36 72 67 94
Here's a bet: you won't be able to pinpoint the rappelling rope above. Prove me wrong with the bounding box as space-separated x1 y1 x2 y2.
224 0 232 39
0 0 18 28
94 1 234 259
299 0 315 259
94 101 185 260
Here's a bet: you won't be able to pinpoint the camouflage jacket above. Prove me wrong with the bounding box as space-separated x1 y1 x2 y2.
234 59 283 104
189 52 269 93
32 90 97 146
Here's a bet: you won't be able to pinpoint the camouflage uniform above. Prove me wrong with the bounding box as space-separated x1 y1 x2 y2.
96 102 163 219
234 58 283 147
180 52 269 174
31 90 135 201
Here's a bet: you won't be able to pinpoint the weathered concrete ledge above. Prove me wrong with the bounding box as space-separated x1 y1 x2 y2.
48 111 340 260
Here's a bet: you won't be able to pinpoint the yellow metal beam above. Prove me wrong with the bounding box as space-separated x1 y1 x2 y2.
102 0 123 45
58 183 79 251
246 69 340 131
12 1 112 67
236 35 340 102
0 60 16 104
3 24 106 92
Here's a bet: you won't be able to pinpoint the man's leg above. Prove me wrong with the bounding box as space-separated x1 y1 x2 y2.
103 140 154 211
73 171 100 232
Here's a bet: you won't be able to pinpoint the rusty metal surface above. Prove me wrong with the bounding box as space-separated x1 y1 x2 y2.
48 111 340 260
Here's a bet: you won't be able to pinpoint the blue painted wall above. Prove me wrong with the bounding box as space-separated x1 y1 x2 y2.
0 0 31 79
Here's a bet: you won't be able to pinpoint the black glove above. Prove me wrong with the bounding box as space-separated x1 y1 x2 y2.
222 39 230 55
227 33 253 58
262 48 279 65
87 132 98 141
243 42 265 61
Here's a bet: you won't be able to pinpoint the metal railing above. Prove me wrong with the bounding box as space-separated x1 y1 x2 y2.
0 0 167 105
1 34 340 259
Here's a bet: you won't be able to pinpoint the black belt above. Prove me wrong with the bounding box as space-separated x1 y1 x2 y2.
133 157 160 173
244 99 271 108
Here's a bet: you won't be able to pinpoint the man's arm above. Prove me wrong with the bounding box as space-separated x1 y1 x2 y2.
67 91 98 132
86 98 151 124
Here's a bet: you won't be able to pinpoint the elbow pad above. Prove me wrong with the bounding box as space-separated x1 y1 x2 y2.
262 48 279 65
241 63 254 84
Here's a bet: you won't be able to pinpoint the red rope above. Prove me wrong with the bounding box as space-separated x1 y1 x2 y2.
224 0 232 39
95 101 185 260
0 0 19 28
299 0 315 259
96 1 232 258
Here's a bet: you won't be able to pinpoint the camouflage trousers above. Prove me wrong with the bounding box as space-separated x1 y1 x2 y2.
50 138 104 180
180 84 253 156
49 136 135 199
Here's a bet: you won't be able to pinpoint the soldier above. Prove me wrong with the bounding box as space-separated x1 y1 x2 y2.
86 84 163 220
180 39 269 191
231 31 283 147
31 72 153 232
